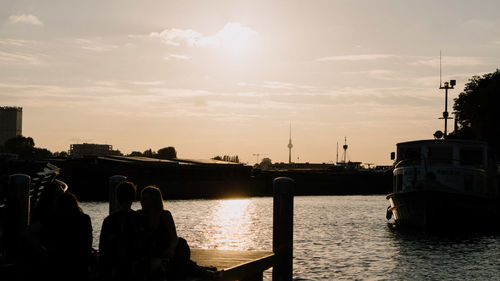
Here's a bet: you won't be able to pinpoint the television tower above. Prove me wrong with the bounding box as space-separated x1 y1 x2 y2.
287 123 293 164
342 137 348 164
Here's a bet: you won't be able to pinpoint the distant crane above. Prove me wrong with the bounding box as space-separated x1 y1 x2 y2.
253 153 267 164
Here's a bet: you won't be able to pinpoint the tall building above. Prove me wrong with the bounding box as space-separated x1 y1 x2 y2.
0 106 22 145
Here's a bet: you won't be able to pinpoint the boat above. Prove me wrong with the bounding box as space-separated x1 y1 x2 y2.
386 139 499 228
386 80 499 229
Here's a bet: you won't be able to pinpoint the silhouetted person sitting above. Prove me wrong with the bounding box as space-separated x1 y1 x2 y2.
136 185 216 280
99 181 143 281
136 185 179 280
19 180 66 280
44 192 93 281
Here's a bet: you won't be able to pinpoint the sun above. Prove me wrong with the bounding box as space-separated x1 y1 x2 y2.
216 22 258 56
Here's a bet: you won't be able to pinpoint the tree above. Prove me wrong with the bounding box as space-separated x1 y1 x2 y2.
142 149 155 158
212 155 222 161
53 151 69 158
1 135 52 159
128 151 143 157
157 146 177 159
452 69 500 158
2 135 35 158
259 157 272 169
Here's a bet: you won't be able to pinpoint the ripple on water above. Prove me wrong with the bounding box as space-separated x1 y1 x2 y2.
81 195 500 281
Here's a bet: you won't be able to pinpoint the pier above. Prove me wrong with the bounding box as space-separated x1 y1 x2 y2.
109 176 294 281
2 171 295 281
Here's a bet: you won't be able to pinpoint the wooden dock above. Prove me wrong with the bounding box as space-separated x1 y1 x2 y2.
3 174 294 281
191 249 275 281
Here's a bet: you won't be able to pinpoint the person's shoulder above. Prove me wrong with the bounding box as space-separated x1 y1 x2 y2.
80 212 91 223
161 209 173 217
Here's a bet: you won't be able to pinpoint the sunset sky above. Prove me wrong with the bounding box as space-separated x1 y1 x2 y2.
1 0 500 165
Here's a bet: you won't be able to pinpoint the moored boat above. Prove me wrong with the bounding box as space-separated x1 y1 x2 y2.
386 78 499 229
386 139 499 229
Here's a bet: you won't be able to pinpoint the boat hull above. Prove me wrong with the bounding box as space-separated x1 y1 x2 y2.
387 190 498 229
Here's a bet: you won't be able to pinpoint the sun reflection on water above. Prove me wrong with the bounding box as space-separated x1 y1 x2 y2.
205 199 255 250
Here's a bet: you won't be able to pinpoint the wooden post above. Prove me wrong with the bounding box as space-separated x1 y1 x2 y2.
8 174 31 230
272 177 294 281
109 175 127 215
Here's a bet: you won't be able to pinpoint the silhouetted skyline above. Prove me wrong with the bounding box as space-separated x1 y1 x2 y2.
1 1 500 165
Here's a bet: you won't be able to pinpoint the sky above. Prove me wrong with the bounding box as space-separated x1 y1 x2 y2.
1 0 500 165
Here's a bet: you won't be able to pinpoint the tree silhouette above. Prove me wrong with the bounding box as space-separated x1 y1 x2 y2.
157 146 177 159
452 69 500 158
142 149 155 158
259 157 272 169
128 151 142 157
1 135 52 159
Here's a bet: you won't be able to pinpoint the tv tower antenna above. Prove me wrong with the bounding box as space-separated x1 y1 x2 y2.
336 141 339 164
342 136 348 164
287 122 293 164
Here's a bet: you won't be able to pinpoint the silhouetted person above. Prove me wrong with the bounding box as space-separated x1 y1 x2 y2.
137 185 215 280
45 192 93 281
137 185 179 279
19 180 66 280
99 181 143 281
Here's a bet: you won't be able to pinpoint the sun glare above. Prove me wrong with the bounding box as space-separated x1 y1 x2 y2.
209 199 254 249
216 22 258 55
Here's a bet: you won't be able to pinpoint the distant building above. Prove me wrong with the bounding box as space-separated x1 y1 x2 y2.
0 106 22 145
69 143 122 158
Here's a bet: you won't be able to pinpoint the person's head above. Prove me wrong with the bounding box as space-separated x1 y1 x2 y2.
116 181 136 206
140 185 164 213
55 192 81 214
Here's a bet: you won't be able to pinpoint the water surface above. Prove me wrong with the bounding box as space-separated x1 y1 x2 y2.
82 196 500 280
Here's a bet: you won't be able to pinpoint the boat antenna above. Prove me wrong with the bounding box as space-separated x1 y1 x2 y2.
438 52 455 137
439 50 442 87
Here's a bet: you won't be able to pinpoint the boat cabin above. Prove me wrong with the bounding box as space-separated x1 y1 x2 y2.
391 139 495 195
395 139 488 168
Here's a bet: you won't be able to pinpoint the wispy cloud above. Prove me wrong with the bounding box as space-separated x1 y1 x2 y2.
164 54 192 60
7 14 43 25
344 69 396 80
150 22 258 50
0 50 41 64
410 56 495 67
316 54 395 62
0 38 37 46
128 81 165 86
75 38 118 52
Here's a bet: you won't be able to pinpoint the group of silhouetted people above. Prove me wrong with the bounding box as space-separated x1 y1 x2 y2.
21 181 215 281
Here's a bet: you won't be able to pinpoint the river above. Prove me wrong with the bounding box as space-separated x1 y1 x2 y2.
81 195 500 280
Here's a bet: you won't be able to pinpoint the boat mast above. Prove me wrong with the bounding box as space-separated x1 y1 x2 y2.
438 52 455 138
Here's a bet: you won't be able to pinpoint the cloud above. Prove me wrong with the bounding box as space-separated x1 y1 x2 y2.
316 54 395 62
150 22 258 50
0 50 41 64
8 14 43 25
75 38 118 52
409 56 492 67
164 54 192 60
150 28 202 46
0 39 37 46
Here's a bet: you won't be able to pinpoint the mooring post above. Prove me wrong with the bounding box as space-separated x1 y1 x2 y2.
109 175 127 215
8 174 31 230
272 177 294 281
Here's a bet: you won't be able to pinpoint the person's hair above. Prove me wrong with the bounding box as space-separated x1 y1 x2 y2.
140 185 164 212
55 192 82 213
116 181 136 204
